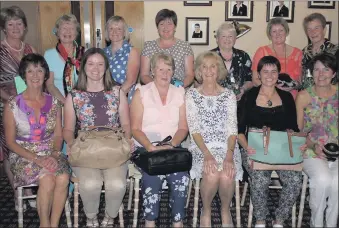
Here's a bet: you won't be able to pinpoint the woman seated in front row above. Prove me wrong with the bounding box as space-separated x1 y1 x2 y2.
130 53 189 227
3 53 70 227
186 51 242 227
63 48 131 227
237 56 302 227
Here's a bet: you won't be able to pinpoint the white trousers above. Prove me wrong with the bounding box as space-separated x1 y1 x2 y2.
303 158 338 227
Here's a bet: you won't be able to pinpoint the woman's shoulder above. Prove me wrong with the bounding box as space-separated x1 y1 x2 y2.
143 40 157 48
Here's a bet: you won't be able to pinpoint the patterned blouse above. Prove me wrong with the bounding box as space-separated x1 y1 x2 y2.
141 39 194 82
211 47 252 94
103 41 135 102
302 87 338 159
71 86 121 129
301 39 339 90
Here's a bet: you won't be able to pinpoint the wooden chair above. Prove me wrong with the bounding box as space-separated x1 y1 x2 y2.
17 184 72 228
186 178 241 227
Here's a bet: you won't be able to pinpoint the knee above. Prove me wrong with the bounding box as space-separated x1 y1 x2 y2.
55 173 70 189
40 175 56 192
80 178 103 192
105 177 126 193
310 173 332 191
220 173 234 183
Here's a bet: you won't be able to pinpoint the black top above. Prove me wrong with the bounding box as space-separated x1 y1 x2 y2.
232 4 247 16
238 86 299 135
273 5 289 17
192 31 203 38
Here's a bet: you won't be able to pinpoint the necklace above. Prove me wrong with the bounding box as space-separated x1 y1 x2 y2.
260 89 276 107
272 44 287 72
4 39 24 52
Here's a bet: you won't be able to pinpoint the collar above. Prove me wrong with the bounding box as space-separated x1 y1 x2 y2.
306 39 331 54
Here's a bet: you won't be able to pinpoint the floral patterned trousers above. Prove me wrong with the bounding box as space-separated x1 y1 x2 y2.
141 171 189 222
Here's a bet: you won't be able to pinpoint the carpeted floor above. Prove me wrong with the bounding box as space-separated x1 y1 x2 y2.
0 176 311 227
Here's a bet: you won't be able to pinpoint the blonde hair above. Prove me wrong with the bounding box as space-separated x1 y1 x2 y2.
55 14 80 37
194 51 227 83
266 17 289 40
150 52 175 74
216 22 237 38
105 15 130 42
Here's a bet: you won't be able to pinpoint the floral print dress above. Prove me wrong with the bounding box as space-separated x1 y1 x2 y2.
8 94 70 188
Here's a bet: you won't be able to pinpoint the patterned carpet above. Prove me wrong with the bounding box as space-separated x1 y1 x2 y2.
0 176 311 227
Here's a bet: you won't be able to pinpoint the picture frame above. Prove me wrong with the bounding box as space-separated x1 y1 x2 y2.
308 1 335 9
186 17 209 45
225 1 254 22
266 1 295 23
184 1 212 6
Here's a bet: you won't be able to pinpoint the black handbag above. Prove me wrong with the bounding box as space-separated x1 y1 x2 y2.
130 136 192 175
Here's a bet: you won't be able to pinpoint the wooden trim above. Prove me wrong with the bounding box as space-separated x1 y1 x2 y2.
101 1 106 47
71 1 81 45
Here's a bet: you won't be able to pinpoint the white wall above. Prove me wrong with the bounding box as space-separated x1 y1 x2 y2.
144 1 339 57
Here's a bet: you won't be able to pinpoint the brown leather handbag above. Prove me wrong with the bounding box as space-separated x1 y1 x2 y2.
68 126 130 169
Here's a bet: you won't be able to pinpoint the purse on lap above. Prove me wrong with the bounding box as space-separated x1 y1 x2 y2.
130 136 192 175
69 126 130 169
248 127 307 171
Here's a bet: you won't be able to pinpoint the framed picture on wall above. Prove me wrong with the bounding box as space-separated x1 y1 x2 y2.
266 1 295 23
186 17 209 45
184 1 212 6
225 1 254 22
308 1 336 9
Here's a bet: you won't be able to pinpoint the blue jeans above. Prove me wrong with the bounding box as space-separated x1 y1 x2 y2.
141 170 189 222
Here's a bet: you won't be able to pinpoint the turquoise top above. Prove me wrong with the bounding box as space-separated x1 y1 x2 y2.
44 48 78 97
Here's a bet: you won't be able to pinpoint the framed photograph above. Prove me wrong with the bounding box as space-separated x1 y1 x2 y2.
308 1 335 9
184 1 212 6
267 1 295 23
225 1 254 22
186 17 209 45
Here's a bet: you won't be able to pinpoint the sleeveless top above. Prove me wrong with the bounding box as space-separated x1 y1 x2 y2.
135 82 185 144
71 86 121 129
303 87 338 158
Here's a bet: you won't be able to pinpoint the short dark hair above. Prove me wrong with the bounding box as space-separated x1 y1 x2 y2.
194 23 200 27
75 48 117 92
309 52 337 75
19 53 50 82
303 13 326 34
155 9 177 27
257 56 281 73
0 6 27 30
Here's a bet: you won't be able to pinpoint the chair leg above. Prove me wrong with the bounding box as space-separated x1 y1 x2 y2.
74 182 79 228
18 187 24 228
192 179 200 228
133 178 140 228
297 174 308 228
127 178 134 210
235 180 241 228
65 197 72 228
248 199 253 228
186 179 193 208
119 204 124 227
292 203 296 228
241 181 248 207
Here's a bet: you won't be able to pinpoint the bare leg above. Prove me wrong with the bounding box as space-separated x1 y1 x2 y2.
219 175 235 225
50 173 69 227
37 175 56 227
200 172 220 227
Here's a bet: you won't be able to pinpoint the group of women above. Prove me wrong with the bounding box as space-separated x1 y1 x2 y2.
0 5 337 228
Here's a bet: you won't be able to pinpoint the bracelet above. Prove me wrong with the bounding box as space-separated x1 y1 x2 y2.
228 148 235 153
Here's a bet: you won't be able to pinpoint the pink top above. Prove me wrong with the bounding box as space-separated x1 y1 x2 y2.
137 82 185 143
252 45 302 99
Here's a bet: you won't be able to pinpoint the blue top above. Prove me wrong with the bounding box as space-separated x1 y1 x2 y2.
103 40 135 102
44 48 78 97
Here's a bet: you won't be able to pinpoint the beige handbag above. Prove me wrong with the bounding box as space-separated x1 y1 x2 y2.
68 126 130 169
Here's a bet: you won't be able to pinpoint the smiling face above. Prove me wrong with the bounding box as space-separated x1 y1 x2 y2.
108 21 125 43
306 19 325 45
58 21 77 45
153 59 174 87
157 18 176 40
270 24 287 45
259 64 279 87
217 29 236 50
313 60 335 87
25 63 45 90
201 57 219 83
84 53 106 83
5 18 25 40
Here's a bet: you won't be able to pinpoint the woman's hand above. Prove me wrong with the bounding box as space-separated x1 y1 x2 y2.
223 154 235 178
127 139 135 153
314 143 327 160
246 146 256 155
203 153 217 174
236 88 245 101
35 156 58 172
